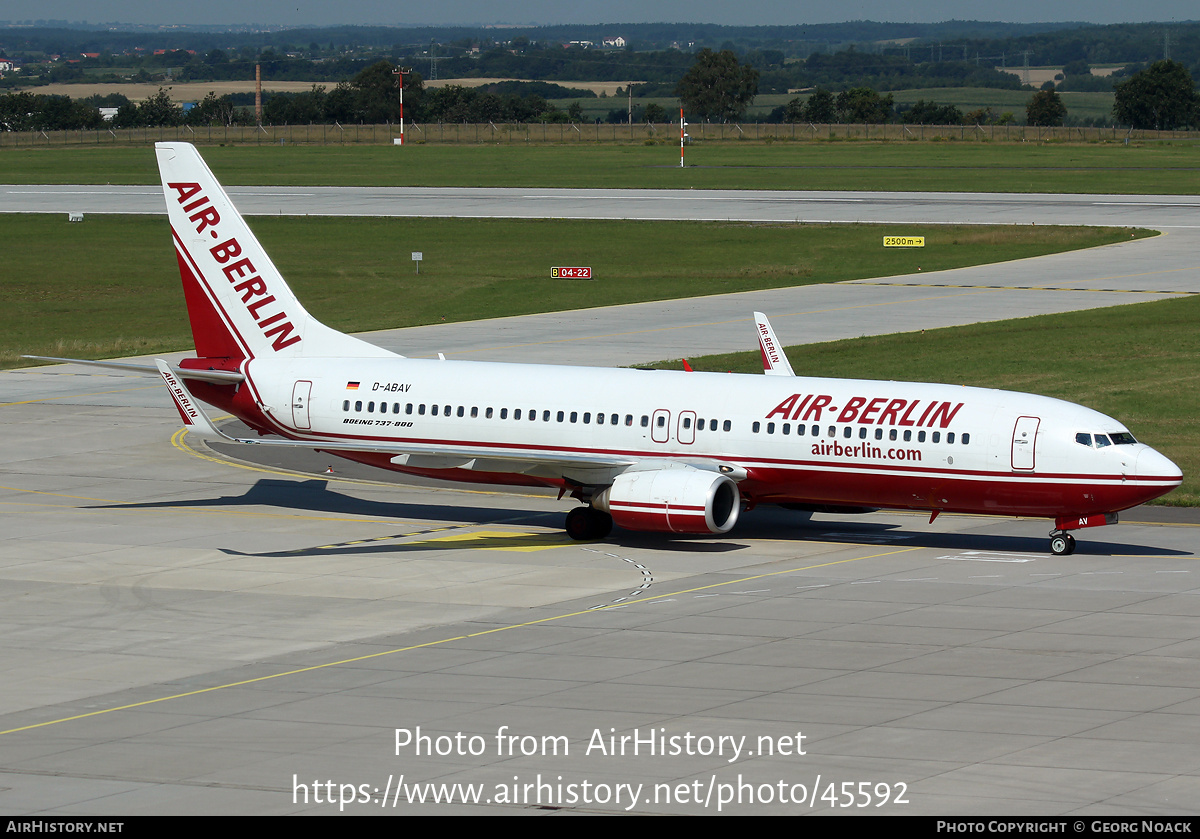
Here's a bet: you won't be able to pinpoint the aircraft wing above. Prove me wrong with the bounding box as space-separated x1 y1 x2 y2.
753 312 796 377
24 355 244 384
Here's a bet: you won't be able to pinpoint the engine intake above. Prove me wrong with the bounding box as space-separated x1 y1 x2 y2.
593 467 740 534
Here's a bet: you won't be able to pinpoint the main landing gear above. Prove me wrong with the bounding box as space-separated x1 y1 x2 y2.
1049 531 1076 556
566 506 613 541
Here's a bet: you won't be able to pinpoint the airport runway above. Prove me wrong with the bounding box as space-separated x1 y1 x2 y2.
1 187 1198 815
5 184 1200 229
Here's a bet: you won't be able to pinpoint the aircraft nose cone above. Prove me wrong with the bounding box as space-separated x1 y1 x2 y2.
1137 447 1183 485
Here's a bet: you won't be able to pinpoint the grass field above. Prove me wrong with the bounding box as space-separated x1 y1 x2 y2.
1 214 1141 369
3 142 1199 193
653 296 1200 506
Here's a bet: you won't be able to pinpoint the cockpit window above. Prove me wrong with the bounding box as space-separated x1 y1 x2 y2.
1094 434 1111 448
1110 432 1137 445
1075 433 1092 447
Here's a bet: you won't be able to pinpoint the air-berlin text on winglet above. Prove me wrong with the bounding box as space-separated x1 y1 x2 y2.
159 367 198 419
766 393 963 428
758 322 782 364
167 182 301 351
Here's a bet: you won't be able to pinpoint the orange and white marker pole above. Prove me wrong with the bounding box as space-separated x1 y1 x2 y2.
393 67 407 145
680 108 685 168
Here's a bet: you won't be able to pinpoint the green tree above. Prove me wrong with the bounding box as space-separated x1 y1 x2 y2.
802 88 835 123
1113 60 1199 130
835 87 893 123
1026 89 1067 126
643 102 666 123
138 88 183 127
347 61 424 123
674 48 758 122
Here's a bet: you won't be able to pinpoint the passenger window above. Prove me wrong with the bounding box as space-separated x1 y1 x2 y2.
797 424 805 436
486 407 493 419
394 403 401 414
368 401 375 413
457 406 464 417
596 413 604 425
356 401 363 411
514 409 521 420
889 429 897 441
828 426 835 438
843 427 852 439
343 400 350 411
875 428 883 440
471 406 479 418
641 416 649 427
612 414 620 425
947 432 955 444
571 412 579 423
626 415 634 426
932 432 940 443
405 403 412 414
752 421 761 433
723 420 731 432
918 431 926 443
500 408 508 419
682 417 691 429
767 422 775 434
583 412 591 424
962 433 970 445
903 430 911 441
859 427 867 439
782 423 790 435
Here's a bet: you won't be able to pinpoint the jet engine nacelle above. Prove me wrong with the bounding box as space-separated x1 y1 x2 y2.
593 467 740 534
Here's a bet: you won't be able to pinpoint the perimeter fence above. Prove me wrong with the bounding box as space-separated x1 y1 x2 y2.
3 121 1198 148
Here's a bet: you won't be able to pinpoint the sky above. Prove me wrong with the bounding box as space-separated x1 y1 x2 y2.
2 0 1197 28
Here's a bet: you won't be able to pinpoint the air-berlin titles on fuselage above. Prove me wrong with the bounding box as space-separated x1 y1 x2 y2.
766 393 963 427
168 182 301 352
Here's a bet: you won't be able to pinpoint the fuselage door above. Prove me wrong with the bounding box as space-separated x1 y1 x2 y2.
678 410 697 445
651 409 671 444
1011 416 1040 470
292 380 313 430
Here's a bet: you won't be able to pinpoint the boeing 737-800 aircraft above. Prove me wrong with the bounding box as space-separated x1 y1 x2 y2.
29 143 1182 555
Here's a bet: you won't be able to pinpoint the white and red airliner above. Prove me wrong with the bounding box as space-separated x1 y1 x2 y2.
31 143 1182 555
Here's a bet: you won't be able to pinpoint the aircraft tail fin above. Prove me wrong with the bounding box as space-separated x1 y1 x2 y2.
753 312 795 377
155 142 396 362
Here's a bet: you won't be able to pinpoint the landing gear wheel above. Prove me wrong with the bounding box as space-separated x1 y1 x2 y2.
1049 533 1076 556
565 507 613 541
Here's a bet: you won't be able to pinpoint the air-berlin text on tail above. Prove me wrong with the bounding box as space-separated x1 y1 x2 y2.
168 182 301 351
766 393 964 428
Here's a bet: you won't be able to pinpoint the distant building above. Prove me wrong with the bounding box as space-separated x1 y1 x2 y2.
602 36 626 48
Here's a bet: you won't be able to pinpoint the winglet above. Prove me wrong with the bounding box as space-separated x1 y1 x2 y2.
155 359 227 439
753 312 795 377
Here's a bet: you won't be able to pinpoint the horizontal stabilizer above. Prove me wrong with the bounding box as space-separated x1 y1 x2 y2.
25 355 244 384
